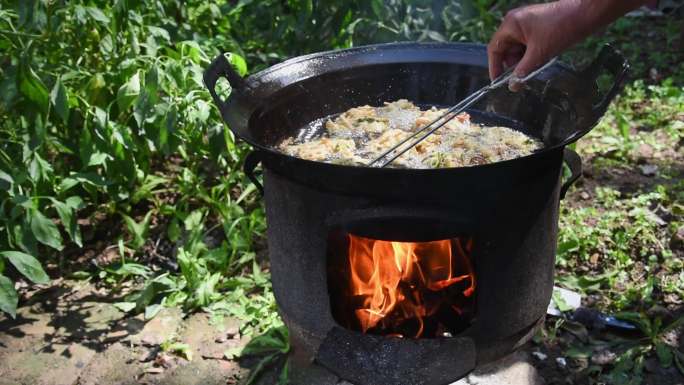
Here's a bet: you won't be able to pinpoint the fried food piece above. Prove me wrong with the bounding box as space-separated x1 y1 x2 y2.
277 100 542 169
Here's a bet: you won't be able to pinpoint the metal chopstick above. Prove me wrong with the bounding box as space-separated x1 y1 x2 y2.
368 58 557 168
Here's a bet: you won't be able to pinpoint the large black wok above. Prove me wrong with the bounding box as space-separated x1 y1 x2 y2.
203 42 628 203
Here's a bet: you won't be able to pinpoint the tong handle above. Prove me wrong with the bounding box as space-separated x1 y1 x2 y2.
490 57 558 90
372 57 558 168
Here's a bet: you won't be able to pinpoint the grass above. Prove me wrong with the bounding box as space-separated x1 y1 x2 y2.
537 14 684 383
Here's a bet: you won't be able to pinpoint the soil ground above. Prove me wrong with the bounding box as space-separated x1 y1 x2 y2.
0 280 248 385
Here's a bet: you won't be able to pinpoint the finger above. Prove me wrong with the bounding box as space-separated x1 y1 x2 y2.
512 45 548 78
503 45 525 68
486 38 505 80
487 34 520 80
487 16 526 80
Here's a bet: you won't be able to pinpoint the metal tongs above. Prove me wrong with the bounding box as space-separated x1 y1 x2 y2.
367 58 558 168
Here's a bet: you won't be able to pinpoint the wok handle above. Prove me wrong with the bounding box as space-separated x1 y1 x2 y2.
244 150 265 196
560 148 582 200
203 53 247 112
582 44 630 116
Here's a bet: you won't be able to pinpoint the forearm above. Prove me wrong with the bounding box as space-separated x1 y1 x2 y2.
572 0 651 38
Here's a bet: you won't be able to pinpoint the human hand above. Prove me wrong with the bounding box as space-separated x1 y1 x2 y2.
487 0 648 90
487 1 585 89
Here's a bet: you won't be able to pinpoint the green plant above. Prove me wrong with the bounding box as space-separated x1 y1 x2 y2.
599 313 684 384
0 251 49 317
232 325 290 385
0 1 264 316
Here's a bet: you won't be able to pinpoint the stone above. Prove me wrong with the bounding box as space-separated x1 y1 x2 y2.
144 367 164 375
177 313 244 360
103 329 129 342
1 306 56 337
138 347 160 362
555 357 567 368
0 334 97 385
45 300 126 342
75 342 144 385
637 143 654 159
591 349 616 365
639 164 658 176
451 351 545 385
671 225 684 249
129 307 184 346
147 358 241 385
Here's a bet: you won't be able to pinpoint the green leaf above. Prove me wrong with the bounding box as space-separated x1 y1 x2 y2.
0 251 49 284
0 169 13 191
122 211 153 250
565 345 593 359
184 210 204 231
675 350 684 377
0 274 18 318
12 218 39 257
28 153 53 182
18 64 49 113
278 360 289 385
195 272 221 307
117 72 140 111
113 302 136 313
109 263 150 278
30 209 64 251
147 26 170 42
167 218 181 242
226 53 248 77
655 342 673 368
161 341 193 361
59 172 109 192
0 67 18 109
551 289 574 313
145 304 162 320
86 152 111 167
616 112 631 140
65 196 84 210
86 7 110 24
18 0 47 32
69 271 91 280
224 346 242 360
50 77 69 123
50 198 82 247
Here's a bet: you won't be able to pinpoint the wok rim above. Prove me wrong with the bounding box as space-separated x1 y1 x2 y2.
229 42 584 174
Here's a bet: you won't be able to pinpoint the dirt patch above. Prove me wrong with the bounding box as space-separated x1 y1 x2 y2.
75 342 144 385
0 280 251 385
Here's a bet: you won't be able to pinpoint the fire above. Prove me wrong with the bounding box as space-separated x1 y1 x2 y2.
344 235 475 338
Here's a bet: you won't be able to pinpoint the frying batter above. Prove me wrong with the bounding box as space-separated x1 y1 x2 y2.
278 100 541 169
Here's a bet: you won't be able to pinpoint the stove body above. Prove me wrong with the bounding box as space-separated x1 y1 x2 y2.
263 152 563 384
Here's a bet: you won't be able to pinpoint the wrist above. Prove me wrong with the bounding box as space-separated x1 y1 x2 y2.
555 0 647 45
575 0 650 26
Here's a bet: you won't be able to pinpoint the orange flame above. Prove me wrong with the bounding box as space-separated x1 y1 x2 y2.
346 235 475 338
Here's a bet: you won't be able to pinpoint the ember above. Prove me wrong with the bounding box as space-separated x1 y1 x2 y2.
330 235 476 338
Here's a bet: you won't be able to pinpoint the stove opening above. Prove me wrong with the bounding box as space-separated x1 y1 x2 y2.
328 233 476 338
